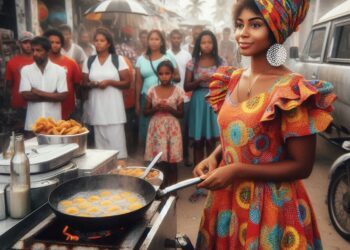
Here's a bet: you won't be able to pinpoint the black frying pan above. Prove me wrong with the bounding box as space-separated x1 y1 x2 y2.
48 174 201 230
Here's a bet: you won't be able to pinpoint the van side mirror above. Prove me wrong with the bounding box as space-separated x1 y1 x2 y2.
289 46 299 59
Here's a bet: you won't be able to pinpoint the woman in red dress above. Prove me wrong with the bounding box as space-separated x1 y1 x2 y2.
193 0 336 249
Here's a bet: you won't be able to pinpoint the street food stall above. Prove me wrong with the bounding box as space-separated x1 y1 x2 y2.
0 118 194 249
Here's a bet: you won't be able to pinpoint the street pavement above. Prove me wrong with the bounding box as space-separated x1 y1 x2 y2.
128 135 350 249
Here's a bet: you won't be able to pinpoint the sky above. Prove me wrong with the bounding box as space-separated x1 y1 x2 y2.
175 0 232 30
177 0 215 22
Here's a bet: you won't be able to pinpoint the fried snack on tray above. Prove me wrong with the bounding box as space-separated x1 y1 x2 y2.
111 168 159 179
32 117 88 135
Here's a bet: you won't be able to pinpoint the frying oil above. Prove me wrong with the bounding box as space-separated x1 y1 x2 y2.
58 189 146 217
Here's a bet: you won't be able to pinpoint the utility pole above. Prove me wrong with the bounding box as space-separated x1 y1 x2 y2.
313 0 320 24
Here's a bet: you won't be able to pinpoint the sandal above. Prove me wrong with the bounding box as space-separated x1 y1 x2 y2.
188 189 207 202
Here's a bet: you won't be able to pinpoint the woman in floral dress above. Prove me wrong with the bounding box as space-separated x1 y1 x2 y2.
135 30 179 145
193 0 336 249
144 61 184 187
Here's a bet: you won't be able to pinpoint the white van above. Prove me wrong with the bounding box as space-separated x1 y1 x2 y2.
290 1 350 139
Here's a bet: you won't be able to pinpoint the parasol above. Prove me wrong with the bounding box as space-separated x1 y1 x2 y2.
84 0 150 16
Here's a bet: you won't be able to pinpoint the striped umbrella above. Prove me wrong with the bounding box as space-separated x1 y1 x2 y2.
84 0 150 16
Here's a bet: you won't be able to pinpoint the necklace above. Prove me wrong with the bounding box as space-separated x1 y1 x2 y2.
247 74 262 98
237 73 263 102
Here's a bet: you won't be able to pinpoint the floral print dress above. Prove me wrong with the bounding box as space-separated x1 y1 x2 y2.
195 67 336 249
145 86 184 163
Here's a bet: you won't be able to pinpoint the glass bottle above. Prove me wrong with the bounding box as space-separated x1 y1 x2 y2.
8 134 30 218
2 133 14 159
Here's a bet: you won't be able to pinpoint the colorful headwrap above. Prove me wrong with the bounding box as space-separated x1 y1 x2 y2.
254 0 310 44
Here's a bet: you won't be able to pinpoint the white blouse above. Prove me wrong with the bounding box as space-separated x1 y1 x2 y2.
82 54 128 125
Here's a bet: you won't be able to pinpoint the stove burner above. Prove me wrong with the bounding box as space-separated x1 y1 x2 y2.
23 219 141 249
63 225 79 241
62 225 118 241
19 201 162 249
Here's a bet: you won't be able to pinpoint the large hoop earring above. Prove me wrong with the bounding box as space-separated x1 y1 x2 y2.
266 44 287 67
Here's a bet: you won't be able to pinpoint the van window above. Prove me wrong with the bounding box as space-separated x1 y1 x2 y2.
303 28 326 62
330 23 350 59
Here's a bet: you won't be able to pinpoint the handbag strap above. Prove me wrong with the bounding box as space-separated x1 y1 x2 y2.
149 57 158 76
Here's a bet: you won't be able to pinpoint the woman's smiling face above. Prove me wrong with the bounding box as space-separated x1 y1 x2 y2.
234 8 271 57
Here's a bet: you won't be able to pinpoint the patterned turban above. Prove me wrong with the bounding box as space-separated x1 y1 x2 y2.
254 0 310 44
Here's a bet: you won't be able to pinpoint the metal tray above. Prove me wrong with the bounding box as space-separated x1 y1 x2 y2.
36 131 88 157
0 143 78 174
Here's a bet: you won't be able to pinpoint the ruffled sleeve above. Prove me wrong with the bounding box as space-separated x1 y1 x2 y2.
260 74 337 141
206 66 240 112
175 86 185 105
146 86 155 102
186 59 195 72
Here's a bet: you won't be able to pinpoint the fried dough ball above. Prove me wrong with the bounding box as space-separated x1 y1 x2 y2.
128 203 143 211
99 190 112 197
59 200 73 207
116 209 127 215
86 207 100 214
88 195 100 202
120 191 131 197
78 202 91 209
108 205 121 213
64 207 80 215
100 200 112 206
111 194 122 201
73 197 86 204
32 117 88 135
127 197 138 203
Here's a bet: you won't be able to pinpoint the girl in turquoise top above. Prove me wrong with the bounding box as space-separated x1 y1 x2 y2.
135 30 179 145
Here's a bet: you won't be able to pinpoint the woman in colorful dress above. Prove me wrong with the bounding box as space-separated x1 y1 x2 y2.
135 30 180 145
184 30 227 172
144 60 184 187
193 0 336 249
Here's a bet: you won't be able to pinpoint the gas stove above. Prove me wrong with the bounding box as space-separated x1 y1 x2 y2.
4 196 194 250
0 148 119 239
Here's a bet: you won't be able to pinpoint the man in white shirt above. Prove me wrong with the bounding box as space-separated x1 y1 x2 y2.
167 29 192 91
167 29 193 167
20 36 68 131
60 24 87 68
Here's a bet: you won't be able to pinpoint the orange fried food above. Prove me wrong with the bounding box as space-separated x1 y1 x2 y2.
32 117 88 135
112 168 159 179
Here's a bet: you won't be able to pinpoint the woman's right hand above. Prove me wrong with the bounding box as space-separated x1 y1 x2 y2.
193 155 218 177
199 73 211 82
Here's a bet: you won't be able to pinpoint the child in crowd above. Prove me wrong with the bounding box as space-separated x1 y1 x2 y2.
144 60 184 188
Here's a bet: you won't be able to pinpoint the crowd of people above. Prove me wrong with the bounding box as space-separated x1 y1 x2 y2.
5 23 241 186
4 0 337 248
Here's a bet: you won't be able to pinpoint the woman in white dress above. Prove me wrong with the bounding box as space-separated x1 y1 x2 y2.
82 28 130 158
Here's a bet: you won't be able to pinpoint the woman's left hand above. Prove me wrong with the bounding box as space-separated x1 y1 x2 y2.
98 80 109 89
197 165 236 190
